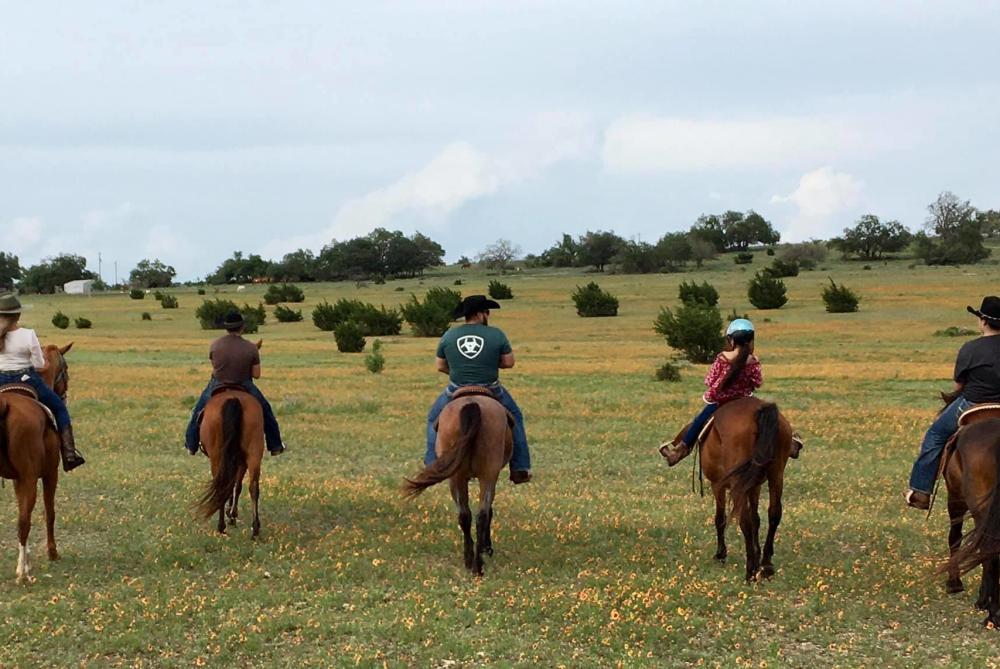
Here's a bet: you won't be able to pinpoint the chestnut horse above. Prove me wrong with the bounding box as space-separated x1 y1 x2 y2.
196 389 265 537
403 390 513 576
693 397 795 582
940 402 1000 628
0 342 72 582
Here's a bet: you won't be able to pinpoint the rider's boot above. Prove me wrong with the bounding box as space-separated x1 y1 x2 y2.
59 425 86 472
510 469 531 484
660 439 691 467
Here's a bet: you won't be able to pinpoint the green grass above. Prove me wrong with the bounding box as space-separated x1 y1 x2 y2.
2 254 1000 667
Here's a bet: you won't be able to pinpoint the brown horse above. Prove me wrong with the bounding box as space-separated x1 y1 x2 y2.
196 389 265 537
940 403 1000 628
689 397 795 582
403 390 513 576
0 342 73 582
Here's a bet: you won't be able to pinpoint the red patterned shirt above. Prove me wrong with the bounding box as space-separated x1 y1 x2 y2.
703 354 762 404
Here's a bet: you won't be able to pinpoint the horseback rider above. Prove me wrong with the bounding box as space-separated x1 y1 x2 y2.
659 318 762 466
425 295 532 484
0 293 86 471
184 310 286 456
905 296 1000 510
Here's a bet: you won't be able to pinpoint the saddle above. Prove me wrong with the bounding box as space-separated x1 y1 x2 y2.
0 383 58 432
210 383 251 397
936 404 1000 482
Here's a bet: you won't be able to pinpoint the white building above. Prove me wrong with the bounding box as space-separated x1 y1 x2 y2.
63 279 95 295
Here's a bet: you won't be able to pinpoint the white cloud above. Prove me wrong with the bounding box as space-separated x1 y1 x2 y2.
770 167 865 239
602 114 870 173
8 217 44 251
263 112 596 257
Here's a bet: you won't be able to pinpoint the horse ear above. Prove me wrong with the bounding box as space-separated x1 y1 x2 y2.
256 339 263 350
59 342 74 355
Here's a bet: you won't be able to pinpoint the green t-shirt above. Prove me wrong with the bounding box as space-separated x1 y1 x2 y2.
436 323 512 385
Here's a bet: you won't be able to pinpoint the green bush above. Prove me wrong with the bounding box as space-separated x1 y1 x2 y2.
365 339 386 374
334 321 366 353
488 280 514 300
312 299 402 335
153 291 164 302
747 272 788 309
821 278 860 313
424 287 462 314
654 362 682 382
274 305 303 322
727 308 750 322
678 280 719 307
197 288 206 295
141 312 152 321
453 279 463 286
934 326 978 337
52 311 70 329
242 302 267 327
764 259 799 278
264 283 305 305
195 299 240 329
401 294 454 337
160 294 179 309
572 282 619 317
766 248 775 256
129 288 145 300
74 317 92 329
654 303 725 363
734 252 754 265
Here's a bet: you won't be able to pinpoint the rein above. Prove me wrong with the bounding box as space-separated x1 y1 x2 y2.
53 352 68 399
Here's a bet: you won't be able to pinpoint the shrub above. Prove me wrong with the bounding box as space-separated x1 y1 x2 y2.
334 321 366 353
572 282 619 317
934 326 978 337
766 248 775 256
764 259 799 278
141 312 152 321
365 339 386 374
242 302 267 326
274 305 303 322
195 299 240 329
153 291 164 302
863 264 872 271
160 294 179 309
394 286 405 291
734 252 754 265
780 242 827 270
74 317 92 329
747 272 788 309
453 279 463 286
311 299 401 335
197 288 206 295
129 288 145 300
264 283 305 305
424 287 462 314
821 278 860 313
678 280 719 307
654 303 725 363
52 311 70 329
655 362 682 382
488 280 514 300
401 294 454 337
727 308 750 322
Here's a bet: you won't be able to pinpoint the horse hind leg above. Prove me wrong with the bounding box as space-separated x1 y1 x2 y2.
760 474 784 579
713 485 727 562
42 471 59 561
474 478 497 576
249 466 261 539
14 478 38 583
484 508 495 557
946 497 967 594
739 487 762 582
227 465 246 524
984 556 1000 628
450 478 474 571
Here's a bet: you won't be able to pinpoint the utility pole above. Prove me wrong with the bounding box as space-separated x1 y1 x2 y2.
114 261 119 287
98 252 103 283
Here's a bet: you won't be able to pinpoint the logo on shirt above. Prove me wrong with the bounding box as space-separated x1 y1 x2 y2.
456 335 485 359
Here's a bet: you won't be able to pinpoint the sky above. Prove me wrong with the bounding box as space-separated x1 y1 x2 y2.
2 1 998 281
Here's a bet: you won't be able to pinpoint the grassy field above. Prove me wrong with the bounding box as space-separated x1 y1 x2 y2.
2 253 1000 668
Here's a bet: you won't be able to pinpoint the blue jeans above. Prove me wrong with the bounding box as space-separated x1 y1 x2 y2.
683 402 719 446
0 371 71 430
425 383 531 471
908 396 972 494
185 379 283 453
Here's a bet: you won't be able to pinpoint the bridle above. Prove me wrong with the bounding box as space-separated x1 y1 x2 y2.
52 351 69 400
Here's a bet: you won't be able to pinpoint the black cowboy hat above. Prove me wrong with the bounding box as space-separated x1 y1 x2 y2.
222 310 245 331
968 296 1000 323
453 295 501 320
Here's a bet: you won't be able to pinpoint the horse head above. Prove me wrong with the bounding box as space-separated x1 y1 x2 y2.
42 342 72 399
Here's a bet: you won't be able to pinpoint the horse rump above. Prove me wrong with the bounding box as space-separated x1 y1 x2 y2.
403 402 481 498
197 397 245 518
949 441 1000 577
727 402 780 519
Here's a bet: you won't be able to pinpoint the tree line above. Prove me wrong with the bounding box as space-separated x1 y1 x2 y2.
2 192 996 293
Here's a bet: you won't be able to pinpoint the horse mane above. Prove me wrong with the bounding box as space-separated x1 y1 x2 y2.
939 388 962 414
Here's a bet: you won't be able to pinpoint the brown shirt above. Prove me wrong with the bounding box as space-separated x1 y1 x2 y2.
209 334 260 384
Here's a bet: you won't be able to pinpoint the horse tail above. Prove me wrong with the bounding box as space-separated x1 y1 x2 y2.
197 398 244 519
950 443 1000 576
728 403 780 519
403 402 481 498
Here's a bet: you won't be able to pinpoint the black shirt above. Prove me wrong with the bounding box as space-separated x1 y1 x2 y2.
955 334 1000 404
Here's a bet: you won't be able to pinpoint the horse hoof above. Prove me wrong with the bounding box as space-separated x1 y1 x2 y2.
48 549 60 561
982 616 998 630
714 553 727 563
484 546 494 557
760 565 775 580
976 598 989 611
945 579 964 594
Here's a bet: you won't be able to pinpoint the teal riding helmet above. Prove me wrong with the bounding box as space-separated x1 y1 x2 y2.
726 318 754 336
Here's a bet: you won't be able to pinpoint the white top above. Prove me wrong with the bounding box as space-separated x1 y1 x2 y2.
0 328 45 371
